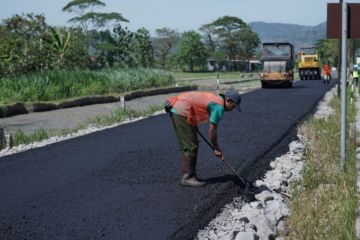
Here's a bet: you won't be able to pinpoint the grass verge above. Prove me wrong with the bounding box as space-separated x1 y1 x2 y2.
286 88 357 239
8 104 164 147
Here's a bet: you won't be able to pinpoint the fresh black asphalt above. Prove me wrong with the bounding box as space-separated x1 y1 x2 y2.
0 80 335 240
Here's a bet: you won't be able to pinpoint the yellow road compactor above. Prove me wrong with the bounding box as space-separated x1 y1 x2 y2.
260 42 294 88
298 47 321 80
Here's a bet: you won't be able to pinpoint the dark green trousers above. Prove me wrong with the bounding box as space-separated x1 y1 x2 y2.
170 113 198 175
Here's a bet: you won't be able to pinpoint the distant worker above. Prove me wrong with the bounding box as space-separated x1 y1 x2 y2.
353 66 359 87
164 88 241 187
323 62 331 84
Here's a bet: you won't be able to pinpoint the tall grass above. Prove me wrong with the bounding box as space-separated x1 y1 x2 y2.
0 68 175 104
286 89 357 239
11 128 50 146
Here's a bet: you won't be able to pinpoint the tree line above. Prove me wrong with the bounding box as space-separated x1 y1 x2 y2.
0 0 260 77
315 39 360 69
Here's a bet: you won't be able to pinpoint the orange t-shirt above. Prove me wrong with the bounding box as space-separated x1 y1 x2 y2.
167 92 224 126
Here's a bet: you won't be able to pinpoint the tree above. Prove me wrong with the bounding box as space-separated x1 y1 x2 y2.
0 13 88 75
238 27 260 61
62 0 128 30
199 24 217 53
0 13 50 74
132 28 154 68
315 39 339 66
62 0 129 52
212 16 246 70
153 28 179 69
200 16 260 71
199 23 226 71
93 29 118 68
176 31 208 72
0 25 20 76
112 25 134 67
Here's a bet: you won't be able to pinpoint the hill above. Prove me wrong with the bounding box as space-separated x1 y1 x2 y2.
249 21 326 50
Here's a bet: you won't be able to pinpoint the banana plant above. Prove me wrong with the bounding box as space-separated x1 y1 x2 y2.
48 27 72 68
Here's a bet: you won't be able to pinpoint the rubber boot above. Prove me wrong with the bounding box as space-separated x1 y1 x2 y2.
181 173 206 187
180 156 205 187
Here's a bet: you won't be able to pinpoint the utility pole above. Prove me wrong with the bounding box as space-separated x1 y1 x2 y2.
337 0 343 97
328 1 360 170
340 0 348 170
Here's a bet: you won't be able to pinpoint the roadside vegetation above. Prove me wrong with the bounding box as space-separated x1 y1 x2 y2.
0 69 174 104
0 0 261 107
286 90 357 239
0 1 260 79
82 104 163 127
11 129 52 146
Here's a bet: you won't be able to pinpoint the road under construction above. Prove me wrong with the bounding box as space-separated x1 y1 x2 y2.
0 80 336 239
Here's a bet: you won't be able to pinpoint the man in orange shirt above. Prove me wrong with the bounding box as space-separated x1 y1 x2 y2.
323 62 331 84
165 88 241 187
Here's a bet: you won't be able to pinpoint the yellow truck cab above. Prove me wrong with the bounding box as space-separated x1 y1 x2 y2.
298 47 321 80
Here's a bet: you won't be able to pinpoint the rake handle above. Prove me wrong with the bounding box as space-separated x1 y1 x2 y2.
195 128 247 186
196 127 215 151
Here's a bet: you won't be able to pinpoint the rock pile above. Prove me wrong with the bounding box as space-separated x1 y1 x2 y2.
197 138 306 240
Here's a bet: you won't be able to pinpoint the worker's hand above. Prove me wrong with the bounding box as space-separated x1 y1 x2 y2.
214 149 224 160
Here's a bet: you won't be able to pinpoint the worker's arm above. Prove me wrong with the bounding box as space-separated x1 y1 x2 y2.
209 123 223 159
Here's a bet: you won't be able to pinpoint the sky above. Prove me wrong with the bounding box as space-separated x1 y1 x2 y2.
0 0 358 35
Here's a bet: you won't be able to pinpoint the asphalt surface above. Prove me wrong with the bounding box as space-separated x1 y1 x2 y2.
0 80 335 240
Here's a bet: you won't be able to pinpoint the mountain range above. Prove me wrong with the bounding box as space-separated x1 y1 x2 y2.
249 21 326 50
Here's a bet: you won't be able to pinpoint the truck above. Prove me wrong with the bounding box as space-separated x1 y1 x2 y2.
260 42 294 88
298 47 321 80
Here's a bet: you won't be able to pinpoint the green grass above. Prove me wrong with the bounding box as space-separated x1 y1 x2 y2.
0 68 175 104
11 128 51 146
82 104 163 127
286 88 357 240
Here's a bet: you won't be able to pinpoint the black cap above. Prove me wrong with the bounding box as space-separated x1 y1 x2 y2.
225 87 241 111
